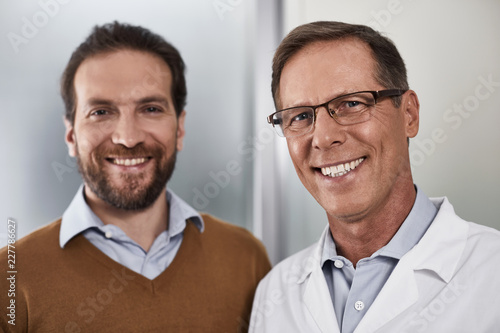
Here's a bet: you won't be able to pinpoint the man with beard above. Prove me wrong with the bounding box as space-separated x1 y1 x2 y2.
0 22 270 332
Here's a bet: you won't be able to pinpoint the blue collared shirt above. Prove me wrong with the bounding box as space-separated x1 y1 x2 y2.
60 185 204 280
321 186 438 333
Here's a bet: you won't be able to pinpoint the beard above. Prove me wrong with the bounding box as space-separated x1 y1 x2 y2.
75 141 176 211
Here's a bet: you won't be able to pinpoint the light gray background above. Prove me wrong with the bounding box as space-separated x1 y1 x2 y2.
1 0 499 264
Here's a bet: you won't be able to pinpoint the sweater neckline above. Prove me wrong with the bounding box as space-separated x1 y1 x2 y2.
67 219 201 291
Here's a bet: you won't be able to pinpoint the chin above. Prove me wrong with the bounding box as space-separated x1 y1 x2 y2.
324 199 370 223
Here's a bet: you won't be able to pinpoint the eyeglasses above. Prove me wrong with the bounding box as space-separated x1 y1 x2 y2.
267 89 407 138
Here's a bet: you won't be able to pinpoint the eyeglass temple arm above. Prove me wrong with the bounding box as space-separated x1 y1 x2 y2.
268 116 281 125
375 89 407 99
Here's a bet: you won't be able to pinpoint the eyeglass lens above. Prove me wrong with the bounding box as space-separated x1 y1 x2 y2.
273 92 377 137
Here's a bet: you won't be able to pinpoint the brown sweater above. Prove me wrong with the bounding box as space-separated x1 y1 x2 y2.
0 214 271 332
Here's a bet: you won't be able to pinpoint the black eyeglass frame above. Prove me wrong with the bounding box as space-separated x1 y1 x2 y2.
267 89 407 137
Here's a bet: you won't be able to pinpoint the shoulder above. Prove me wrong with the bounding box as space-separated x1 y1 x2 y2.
0 219 63 292
436 197 500 251
199 213 270 264
198 213 271 278
1 219 61 256
200 213 265 250
250 243 319 331
258 242 318 290
464 221 500 262
466 220 500 242
432 196 500 243
432 197 500 270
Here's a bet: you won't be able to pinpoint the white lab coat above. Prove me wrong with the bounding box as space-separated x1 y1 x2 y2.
250 197 500 333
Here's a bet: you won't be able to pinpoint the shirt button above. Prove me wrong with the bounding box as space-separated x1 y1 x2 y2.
354 301 365 311
334 260 344 268
104 231 113 239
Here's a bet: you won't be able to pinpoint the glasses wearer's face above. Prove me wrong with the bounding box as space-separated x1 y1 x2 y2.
268 89 406 138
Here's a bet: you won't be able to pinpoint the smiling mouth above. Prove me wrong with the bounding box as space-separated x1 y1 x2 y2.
320 157 365 178
107 157 151 166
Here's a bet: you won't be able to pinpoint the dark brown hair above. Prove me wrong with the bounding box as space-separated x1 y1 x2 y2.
61 21 186 124
272 21 408 109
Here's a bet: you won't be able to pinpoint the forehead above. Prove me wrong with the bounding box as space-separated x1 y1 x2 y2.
279 38 379 108
74 49 173 105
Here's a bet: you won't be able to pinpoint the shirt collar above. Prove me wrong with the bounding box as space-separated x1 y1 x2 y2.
166 188 204 235
321 185 438 265
59 184 204 248
375 186 437 259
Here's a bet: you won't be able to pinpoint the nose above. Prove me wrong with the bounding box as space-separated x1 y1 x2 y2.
111 113 146 148
311 106 346 149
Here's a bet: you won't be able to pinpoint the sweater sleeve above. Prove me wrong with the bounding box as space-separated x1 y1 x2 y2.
253 237 272 283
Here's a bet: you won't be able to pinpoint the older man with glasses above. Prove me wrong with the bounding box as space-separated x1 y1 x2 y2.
250 21 500 333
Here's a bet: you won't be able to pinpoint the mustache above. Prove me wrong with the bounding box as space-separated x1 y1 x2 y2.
93 143 164 159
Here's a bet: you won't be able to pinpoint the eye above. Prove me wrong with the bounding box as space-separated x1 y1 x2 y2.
279 108 313 131
287 110 313 127
145 106 161 113
346 101 361 108
90 109 108 116
292 112 311 123
336 100 368 113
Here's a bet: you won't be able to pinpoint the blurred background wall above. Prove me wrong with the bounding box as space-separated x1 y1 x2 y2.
1 0 499 264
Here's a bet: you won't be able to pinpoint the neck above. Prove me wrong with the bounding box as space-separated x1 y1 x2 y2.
327 182 416 268
84 186 169 252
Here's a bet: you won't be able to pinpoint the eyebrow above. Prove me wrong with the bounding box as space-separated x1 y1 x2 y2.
135 96 171 107
85 98 114 107
283 90 351 110
84 95 171 108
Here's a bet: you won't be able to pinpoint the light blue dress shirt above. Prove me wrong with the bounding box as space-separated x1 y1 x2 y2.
60 184 204 280
321 186 438 333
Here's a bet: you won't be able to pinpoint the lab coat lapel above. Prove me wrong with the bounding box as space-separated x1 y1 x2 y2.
354 256 419 332
303 265 340 333
355 197 467 332
301 226 340 333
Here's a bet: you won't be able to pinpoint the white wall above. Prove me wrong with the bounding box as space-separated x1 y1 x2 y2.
276 0 500 258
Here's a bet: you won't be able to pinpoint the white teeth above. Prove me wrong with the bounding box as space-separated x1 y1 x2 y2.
320 157 365 178
112 158 147 166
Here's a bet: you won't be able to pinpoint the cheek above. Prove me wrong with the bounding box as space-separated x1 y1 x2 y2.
360 111 405 148
286 139 303 163
360 115 410 173
75 124 110 154
151 126 178 149
286 138 310 175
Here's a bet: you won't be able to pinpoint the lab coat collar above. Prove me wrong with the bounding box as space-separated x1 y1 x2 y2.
296 196 469 333
296 226 329 284
407 197 469 283
356 197 469 332
300 226 340 332
297 196 468 285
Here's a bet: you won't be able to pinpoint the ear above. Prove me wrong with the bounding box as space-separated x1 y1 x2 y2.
176 110 186 151
63 117 77 157
403 90 420 138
